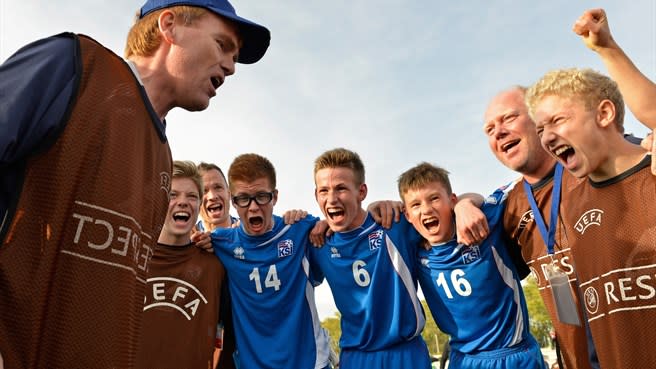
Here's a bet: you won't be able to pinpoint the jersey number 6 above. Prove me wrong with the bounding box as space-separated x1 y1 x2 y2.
352 260 370 287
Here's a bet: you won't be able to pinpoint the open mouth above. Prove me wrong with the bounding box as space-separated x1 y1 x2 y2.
422 218 440 233
207 203 223 214
501 139 520 153
248 216 264 227
211 77 221 90
553 145 574 163
327 208 345 220
173 211 191 223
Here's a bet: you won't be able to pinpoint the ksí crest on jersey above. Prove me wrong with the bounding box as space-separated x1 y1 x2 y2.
277 239 294 258
461 245 481 264
368 230 384 251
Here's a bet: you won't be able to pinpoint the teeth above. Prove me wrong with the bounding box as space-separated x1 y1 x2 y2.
501 140 519 152
422 218 438 226
174 212 190 217
554 145 571 156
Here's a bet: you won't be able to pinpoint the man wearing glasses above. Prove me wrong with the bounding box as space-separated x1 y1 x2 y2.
210 153 331 369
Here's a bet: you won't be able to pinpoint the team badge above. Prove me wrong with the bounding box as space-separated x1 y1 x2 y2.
368 230 384 251
277 239 294 258
233 246 245 260
574 209 604 234
484 195 498 205
518 210 534 231
584 286 599 315
160 171 171 194
144 277 208 320
330 247 341 258
461 245 481 264
420 258 430 267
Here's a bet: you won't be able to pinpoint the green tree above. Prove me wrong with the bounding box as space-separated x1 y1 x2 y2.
420 299 449 359
321 312 342 355
523 276 553 347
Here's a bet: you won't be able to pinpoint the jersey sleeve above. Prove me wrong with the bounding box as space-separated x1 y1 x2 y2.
211 227 237 262
0 33 79 166
389 217 423 278
299 215 325 286
484 183 530 279
307 242 325 287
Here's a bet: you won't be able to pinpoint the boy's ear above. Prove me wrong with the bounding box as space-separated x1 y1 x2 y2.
596 99 617 129
358 183 368 202
450 193 458 209
403 206 411 221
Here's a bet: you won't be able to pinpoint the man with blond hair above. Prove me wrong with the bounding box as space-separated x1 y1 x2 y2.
526 67 655 368
0 1 269 367
483 85 594 369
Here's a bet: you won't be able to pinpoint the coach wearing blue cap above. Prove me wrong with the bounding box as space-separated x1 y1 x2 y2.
0 1 269 368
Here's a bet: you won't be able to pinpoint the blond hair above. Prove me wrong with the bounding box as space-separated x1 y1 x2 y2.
313 148 365 186
124 6 208 58
172 160 203 196
525 68 625 131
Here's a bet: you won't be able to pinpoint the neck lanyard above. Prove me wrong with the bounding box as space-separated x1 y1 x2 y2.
522 164 563 255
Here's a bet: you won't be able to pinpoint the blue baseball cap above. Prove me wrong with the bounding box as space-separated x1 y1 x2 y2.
139 0 270 64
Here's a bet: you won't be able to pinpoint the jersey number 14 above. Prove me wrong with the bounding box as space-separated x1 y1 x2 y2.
249 265 282 293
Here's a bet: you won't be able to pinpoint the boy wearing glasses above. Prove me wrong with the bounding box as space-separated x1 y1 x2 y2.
210 153 331 369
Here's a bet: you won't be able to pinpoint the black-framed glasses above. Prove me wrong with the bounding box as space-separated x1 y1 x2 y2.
232 191 275 208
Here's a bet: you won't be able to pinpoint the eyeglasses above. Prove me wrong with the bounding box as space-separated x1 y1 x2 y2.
232 191 275 208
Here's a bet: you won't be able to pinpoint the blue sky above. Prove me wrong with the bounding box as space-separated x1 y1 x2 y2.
2 0 654 319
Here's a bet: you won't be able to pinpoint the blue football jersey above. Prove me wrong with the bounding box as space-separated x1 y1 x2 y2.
309 214 426 351
417 185 532 354
212 215 329 369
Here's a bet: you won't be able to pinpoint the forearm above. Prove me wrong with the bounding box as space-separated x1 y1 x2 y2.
597 45 656 129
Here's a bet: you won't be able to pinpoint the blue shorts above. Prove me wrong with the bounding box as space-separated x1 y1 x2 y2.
449 337 547 369
339 336 431 369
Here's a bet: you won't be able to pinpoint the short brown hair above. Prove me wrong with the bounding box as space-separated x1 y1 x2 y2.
313 148 365 186
525 68 625 132
198 162 227 183
172 160 203 196
397 162 452 201
124 6 208 58
228 154 276 192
